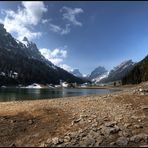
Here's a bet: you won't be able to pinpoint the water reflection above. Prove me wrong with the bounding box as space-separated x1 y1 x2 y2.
0 87 115 102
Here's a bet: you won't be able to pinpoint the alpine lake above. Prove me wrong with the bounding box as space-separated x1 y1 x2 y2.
0 87 118 102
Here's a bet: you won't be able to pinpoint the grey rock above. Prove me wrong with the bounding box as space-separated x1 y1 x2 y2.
134 124 143 129
74 118 81 123
110 125 120 134
92 122 98 128
70 132 79 138
101 125 120 135
130 133 148 143
64 135 71 143
105 121 117 127
52 137 63 145
116 137 128 146
124 123 132 128
28 119 33 125
10 120 16 123
81 137 96 146
110 142 116 146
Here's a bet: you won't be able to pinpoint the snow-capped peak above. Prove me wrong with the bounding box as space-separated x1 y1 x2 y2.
113 60 134 72
71 69 83 78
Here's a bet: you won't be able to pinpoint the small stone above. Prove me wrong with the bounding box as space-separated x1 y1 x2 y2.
11 143 16 147
52 137 60 145
142 105 148 110
46 138 52 144
110 125 120 134
74 118 81 123
100 125 120 135
80 114 88 119
134 124 143 129
110 142 116 146
124 123 132 128
64 135 71 142
81 137 96 146
138 119 142 122
91 115 97 118
139 88 143 92
116 137 128 146
39 143 46 147
28 119 33 125
69 131 79 139
105 121 117 127
10 120 15 123
88 119 92 123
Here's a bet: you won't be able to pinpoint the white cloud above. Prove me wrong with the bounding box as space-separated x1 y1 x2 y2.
60 6 83 26
39 48 67 65
39 47 73 72
49 23 71 35
59 64 73 72
1 1 47 40
42 19 49 24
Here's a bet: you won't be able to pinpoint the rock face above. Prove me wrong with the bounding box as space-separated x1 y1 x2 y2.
0 24 84 85
100 60 135 83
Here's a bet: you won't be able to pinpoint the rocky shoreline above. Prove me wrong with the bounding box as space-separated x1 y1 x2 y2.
0 82 148 147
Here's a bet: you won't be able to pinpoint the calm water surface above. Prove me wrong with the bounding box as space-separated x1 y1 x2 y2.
0 87 116 102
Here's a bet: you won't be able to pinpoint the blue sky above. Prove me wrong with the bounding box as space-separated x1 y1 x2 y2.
0 1 148 75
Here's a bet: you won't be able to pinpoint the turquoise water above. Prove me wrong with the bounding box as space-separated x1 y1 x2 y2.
0 87 115 102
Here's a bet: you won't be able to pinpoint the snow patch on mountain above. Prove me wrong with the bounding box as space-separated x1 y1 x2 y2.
92 71 109 83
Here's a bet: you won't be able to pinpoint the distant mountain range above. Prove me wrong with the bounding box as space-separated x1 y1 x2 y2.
0 23 84 86
122 55 148 84
88 60 135 84
100 60 135 83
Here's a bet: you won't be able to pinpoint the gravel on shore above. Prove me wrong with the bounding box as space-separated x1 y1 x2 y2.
0 82 148 147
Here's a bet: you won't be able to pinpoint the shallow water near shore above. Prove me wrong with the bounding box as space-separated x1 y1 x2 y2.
0 87 116 102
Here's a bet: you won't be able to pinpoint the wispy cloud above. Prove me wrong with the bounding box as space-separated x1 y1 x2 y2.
42 19 50 24
60 6 84 26
49 6 83 35
0 1 47 41
49 23 71 35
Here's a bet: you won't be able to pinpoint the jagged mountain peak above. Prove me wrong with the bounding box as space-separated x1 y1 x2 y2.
22 36 29 42
89 66 108 79
71 69 83 78
112 60 135 73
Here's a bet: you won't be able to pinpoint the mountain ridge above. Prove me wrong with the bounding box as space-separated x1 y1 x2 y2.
0 23 84 86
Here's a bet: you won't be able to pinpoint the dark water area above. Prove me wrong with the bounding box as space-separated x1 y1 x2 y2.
0 87 117 102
